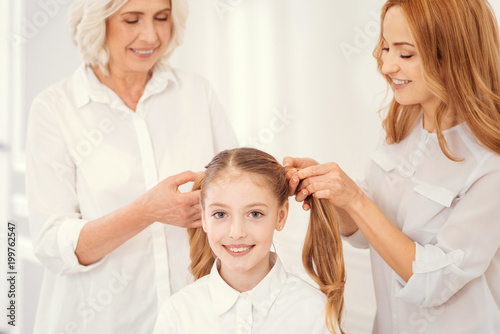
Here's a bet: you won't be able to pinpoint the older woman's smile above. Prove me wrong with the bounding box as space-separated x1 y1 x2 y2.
130 47 159 58
131 48 156 55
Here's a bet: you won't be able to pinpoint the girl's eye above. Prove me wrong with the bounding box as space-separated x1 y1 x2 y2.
382 47 389 52
249 211 263 218
401 55 413 59
156 16 169 22
125 19 139 24
213 212 227 219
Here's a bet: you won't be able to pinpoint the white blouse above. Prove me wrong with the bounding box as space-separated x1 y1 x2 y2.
153 253 334 334
25 64 238 333
347 115 500 334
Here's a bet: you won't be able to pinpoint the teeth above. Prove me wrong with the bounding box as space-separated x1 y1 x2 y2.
393 79 410 85
228 247 251 253
133 49 155 55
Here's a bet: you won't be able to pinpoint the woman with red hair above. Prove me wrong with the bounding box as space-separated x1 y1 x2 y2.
286 0 500 332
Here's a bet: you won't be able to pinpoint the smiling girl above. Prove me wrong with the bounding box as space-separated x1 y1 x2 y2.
153 148 345 334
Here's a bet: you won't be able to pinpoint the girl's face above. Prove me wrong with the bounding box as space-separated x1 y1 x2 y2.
381 6 439 114
105 0 172 76
202 172 288 286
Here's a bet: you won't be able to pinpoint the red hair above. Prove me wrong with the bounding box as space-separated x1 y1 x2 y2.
374 0 500 160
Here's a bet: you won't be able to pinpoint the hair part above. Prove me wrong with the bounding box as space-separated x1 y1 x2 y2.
68 0 189 76
374 0 500 160
189 148 345 334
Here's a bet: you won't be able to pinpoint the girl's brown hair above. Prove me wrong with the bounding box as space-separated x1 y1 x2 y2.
188 147 345 334
374 0 500 160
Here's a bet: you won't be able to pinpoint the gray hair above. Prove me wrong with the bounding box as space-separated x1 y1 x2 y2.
68 0 189 75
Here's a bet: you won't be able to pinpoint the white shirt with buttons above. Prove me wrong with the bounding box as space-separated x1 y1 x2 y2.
153 253 335 334
346 114 500 333
26 64 238 333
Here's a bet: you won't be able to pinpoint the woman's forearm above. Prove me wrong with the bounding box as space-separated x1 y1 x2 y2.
74 171 202 266
336 207 359 236
345 193 416 282
75 199 153 266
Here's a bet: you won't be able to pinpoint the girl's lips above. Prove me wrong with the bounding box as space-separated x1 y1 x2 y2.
223 245 255 257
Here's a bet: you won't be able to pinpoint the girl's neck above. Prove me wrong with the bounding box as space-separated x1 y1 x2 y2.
421 106 458 133
219 253 273 293
91 65 152 112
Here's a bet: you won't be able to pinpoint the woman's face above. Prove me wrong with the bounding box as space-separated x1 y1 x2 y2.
381 6 439 113
202 172 288 285
105 0 172 76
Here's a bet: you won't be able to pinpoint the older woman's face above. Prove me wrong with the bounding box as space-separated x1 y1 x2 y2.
106 0 172 76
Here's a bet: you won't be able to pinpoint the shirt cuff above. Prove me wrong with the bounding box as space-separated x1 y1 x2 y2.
57 219 105 274
396 242 465 307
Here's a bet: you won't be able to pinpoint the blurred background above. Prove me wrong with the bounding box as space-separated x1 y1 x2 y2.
1 0 499 333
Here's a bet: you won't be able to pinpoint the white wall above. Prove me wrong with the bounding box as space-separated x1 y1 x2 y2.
6 0 500 333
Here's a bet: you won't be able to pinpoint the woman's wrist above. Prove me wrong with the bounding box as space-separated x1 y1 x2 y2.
129 196 157 228
343 190 369 224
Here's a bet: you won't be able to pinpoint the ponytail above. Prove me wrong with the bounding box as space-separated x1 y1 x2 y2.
188 173 215 280
303 197 345 334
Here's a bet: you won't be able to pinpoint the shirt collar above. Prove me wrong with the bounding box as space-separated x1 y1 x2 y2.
209 253 288 319
72 63 178 109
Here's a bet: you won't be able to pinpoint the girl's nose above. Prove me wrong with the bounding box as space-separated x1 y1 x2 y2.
229 219 248 239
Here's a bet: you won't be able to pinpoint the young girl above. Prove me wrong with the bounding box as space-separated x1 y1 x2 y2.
153 147 345 334
285 0 500 333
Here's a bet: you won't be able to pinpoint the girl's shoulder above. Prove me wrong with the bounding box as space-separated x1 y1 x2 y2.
169 275 212 306
282 272 327 305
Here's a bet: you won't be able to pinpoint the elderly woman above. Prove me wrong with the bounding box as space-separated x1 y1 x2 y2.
25 0 237 332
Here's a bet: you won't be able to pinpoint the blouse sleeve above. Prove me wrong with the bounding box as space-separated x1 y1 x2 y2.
397 160 500 307
26 94 103 275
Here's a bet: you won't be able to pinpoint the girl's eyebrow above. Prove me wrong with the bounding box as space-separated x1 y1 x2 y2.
244 203 269 209
207 202 229 209
207 202 269 209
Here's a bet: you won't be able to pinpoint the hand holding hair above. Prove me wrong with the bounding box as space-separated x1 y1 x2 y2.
282 156 319 210
294 162 364 210
283 157 364 213
283 158 363 237
138 170 202 228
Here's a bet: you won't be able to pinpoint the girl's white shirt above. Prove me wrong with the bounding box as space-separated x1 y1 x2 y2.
347 114 500 334
153 253 336 334
26 64 238 333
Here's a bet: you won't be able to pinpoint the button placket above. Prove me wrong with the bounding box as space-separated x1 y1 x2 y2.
132 114 170 307
236 293 252 334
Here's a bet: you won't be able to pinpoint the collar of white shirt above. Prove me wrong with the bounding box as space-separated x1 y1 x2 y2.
209 252 287 319
72 63 179 109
